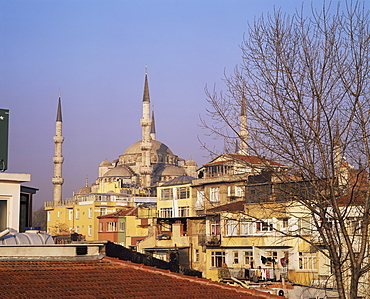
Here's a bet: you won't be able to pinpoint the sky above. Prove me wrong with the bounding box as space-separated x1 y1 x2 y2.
0 0 340 210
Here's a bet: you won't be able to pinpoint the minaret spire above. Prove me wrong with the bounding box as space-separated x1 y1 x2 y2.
238 92 249 155
52 92 65 203
140 69 153 187
150 105 156 140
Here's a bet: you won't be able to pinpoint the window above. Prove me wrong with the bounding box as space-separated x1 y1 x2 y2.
194 249 200 262
226 219 238 236
76 226 79 233
280 218 289 230
100 208 107 216
240 219 255 235
76 209 80 220
106 222 117 232
88 208 92 219
227 186 231 196
244 251 254 267
235 186 244 197
233 251 239 264
256 219 274 232
68 210 73 221
88 225 92 237
210 221 221 235
196 190 205 209
299 252 317 270
347 218 361 235
160 188 173 200
211 251 225 267
178 187 190 199
210 187 220 202
264 251 278 266
99 222 103 232
47 211 50 222
57 211 60 218
298 218 311 235
119 221 125 232
178 206 189 217
159 208 173 218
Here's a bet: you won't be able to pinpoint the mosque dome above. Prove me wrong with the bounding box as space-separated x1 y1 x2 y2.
124 140 174 156
104 165 133 177
76 186 91 195
100 159 111 167
156 165 186 177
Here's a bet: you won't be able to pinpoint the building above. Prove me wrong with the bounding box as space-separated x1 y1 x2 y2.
98 204 156 250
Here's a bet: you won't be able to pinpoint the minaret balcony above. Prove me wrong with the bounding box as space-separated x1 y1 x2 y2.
140 142 152 151
140 119 152 126
53 136 65 143
52 177 64 185
140 166 153 174
53 156 64 163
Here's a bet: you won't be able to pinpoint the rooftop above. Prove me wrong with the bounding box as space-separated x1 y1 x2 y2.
0 257 279 298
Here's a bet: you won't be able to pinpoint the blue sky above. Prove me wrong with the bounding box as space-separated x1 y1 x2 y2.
0 0 344 209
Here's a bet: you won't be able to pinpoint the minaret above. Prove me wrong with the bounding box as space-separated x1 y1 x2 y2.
52 92 64 203
140 70 153 187
150 106 156 141
238 93 249 155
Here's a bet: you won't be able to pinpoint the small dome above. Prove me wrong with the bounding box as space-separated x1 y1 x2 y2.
124 140 174 156
76 186 91 195
186 158 197 166
161 175 195 186
100 159 111 167
157 165 186 177
104 165 133 177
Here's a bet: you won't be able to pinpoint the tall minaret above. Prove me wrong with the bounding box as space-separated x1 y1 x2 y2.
52 92 64 202
238 93 249 155
150 106 156 141
140 70 153 187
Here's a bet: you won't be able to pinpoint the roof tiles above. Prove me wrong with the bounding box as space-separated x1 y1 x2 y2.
0 257 281 298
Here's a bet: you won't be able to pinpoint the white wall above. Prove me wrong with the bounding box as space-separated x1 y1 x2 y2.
0 173 30 231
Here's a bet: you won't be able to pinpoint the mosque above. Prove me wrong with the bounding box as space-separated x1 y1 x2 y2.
73 72 197 198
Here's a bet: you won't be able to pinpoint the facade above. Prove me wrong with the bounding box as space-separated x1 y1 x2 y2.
138 175 197 266
98 205 156 249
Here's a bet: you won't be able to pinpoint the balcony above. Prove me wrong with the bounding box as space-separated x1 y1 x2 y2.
219 267 287 282
198 235 221 247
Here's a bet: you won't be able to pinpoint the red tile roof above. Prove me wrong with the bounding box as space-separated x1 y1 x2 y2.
207 201 245 213
0 257 281 298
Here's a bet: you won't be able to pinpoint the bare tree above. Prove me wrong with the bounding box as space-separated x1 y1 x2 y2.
202 1 370 298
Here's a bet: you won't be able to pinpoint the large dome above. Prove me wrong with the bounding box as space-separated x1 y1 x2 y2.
104 165 133 177
124 140 174 156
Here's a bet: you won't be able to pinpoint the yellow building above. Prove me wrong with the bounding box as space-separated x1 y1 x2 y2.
138 175 197 266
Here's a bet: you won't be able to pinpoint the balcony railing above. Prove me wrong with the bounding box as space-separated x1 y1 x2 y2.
219 267 287 282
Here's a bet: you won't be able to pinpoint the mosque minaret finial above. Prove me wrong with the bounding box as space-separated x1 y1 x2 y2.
52 92 65 202
140 70 153 187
